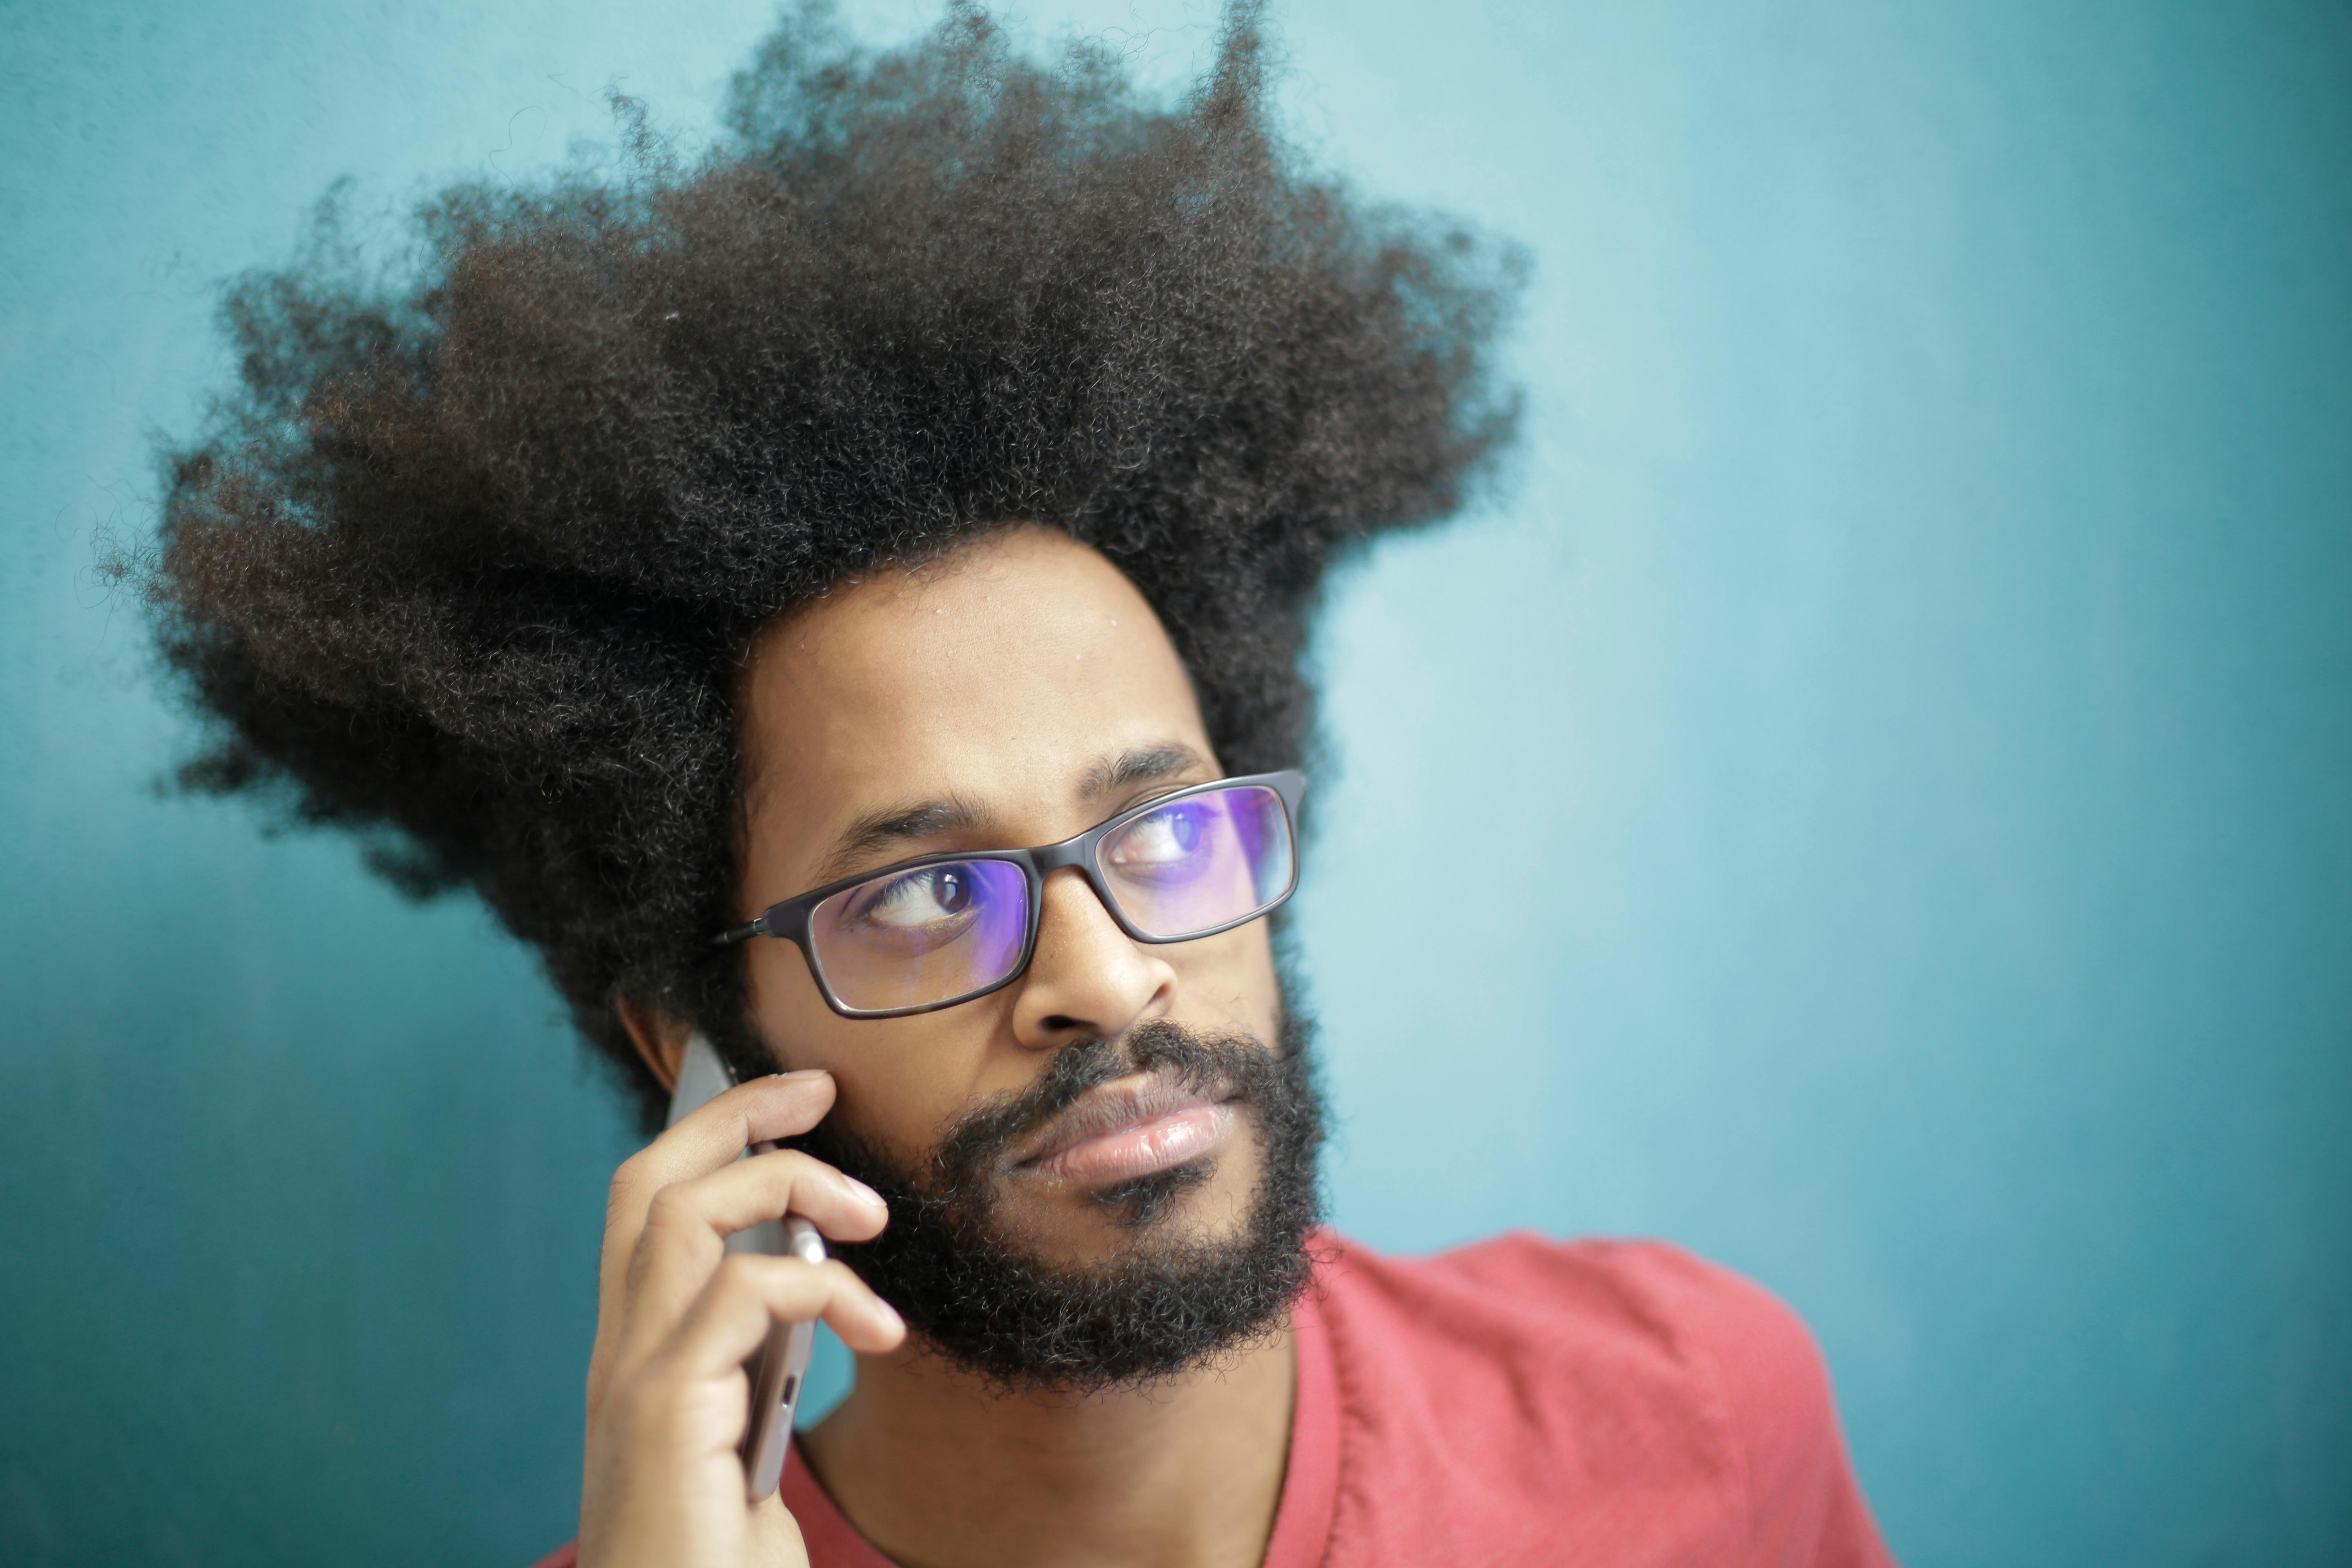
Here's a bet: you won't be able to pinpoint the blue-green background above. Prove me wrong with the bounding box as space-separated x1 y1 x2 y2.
4 1 2347 1563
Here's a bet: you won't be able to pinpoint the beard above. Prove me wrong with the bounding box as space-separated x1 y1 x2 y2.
783 1013 1326 1394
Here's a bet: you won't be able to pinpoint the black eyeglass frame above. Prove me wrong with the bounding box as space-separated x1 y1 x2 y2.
715 769 1307 1020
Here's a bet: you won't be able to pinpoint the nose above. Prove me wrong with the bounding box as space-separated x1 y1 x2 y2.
1008 866 1176 1049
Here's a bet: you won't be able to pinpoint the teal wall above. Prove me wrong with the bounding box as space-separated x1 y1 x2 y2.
3 2 2346 1563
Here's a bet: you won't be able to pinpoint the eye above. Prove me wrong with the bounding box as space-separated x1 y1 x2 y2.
1103 801 1215 878
854 864 977 930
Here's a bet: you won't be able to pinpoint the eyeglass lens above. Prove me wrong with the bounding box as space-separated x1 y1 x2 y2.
804 784 1294 1013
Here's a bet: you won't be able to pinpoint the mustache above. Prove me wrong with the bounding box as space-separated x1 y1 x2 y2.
929 1019 1273 1196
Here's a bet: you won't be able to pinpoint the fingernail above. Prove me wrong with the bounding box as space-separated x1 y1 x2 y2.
842 1175 885 1209
774 1068 831 1081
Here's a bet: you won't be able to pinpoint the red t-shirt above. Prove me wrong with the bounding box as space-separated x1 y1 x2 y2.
537 1231 1895 1567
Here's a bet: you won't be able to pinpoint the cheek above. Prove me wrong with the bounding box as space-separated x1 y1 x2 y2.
1167 920 1283 1037
743 942 1010 1159
741 940 841 1071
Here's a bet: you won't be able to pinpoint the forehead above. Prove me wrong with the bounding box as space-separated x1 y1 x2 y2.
736 528 1213 866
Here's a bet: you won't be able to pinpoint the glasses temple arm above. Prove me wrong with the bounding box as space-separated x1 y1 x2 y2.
714 917 765 946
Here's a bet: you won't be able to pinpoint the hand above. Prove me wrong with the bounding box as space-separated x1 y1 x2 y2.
579 1069 905 1568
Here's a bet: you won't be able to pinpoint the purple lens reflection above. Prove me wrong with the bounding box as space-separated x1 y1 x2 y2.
1096 784 1294 940
808 858 1030 1013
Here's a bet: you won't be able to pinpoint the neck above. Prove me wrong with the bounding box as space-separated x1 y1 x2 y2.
800 1320 1298 1568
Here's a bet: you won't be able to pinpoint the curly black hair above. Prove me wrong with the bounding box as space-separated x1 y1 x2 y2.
144 0 1520 1130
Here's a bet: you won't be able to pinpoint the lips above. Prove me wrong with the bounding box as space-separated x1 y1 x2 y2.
1011 1072 1236 1185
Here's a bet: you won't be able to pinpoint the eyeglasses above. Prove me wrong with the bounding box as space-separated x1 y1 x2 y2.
717 771 1305 1019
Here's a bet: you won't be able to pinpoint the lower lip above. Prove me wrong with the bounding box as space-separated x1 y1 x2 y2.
1033 1102 1236 1184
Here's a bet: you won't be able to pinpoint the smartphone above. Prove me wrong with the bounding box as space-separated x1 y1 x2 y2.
664 1031 826 1502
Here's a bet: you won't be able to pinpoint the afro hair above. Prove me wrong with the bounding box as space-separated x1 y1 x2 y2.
145 0 1521 1128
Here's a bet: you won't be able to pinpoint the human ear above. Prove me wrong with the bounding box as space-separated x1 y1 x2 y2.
613 993 693 1094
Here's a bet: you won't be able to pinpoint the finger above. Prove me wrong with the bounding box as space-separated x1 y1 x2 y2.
647 1071 848 1183
663 1256 907 1385
616 1148 889 1359
643 1147 889 1254
599 1071 840 1296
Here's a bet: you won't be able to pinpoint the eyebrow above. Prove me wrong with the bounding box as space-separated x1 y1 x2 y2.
813 742 1212 886
1081 742 1210 800
818 796 993 885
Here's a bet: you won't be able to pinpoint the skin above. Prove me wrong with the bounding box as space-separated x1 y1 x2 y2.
585 527 1297 1568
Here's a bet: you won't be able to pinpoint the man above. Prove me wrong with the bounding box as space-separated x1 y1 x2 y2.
147 4 1894 1564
